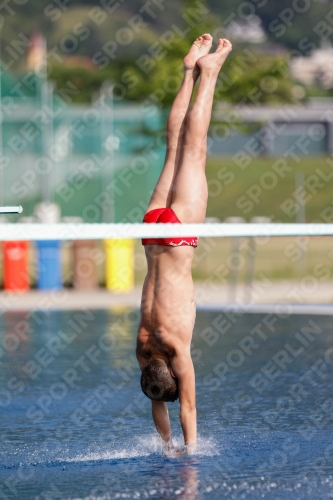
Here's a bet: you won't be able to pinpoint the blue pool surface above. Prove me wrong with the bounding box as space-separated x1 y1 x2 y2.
1 308 333 499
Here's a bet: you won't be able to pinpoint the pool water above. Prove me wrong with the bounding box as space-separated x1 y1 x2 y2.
1 308 333 499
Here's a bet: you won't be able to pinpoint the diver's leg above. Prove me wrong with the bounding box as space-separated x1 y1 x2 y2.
171 39 232 222
146 34 212 212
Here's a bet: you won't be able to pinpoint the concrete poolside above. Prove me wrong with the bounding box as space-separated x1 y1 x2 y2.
0 280 332 312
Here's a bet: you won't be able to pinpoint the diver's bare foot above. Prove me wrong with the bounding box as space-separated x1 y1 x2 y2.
197 38 232 75
183 34 213 77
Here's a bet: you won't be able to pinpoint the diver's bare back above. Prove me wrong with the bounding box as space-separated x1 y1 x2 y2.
137 245 196 361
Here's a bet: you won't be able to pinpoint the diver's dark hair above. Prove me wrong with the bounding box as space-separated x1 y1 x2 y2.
140 358 179 402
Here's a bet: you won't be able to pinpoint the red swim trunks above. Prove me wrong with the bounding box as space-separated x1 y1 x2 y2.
142 207 198 247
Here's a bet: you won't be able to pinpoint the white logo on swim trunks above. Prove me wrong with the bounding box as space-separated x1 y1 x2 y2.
169 239 197 246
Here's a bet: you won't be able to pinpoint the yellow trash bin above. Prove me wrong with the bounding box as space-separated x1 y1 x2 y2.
104 239 134 292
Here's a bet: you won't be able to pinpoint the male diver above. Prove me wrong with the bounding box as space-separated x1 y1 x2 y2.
136 34 232 453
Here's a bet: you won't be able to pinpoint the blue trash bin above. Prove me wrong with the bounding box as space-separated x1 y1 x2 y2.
36 240 62 290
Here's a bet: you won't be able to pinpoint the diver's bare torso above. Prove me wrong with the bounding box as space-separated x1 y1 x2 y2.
136 245 196 364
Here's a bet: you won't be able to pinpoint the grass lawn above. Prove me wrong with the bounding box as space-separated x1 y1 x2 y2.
134 235 333 284
134 155 333 284
205 155 333 223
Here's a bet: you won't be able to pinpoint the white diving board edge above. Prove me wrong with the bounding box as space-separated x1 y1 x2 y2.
1 223 333 241
0 206 23 214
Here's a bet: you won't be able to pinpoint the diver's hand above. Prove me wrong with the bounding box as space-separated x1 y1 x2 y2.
164 443 197 456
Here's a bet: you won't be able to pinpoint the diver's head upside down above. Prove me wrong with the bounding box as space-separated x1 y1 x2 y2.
140 357 179 403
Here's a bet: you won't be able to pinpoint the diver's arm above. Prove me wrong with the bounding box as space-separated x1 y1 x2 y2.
151 400 172 446
170 351 197 448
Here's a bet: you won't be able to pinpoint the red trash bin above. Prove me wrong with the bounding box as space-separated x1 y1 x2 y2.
3 241 29 292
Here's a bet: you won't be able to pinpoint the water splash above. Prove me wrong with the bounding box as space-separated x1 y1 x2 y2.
65 434 162 462
1 434 219 470
65 434 219 463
